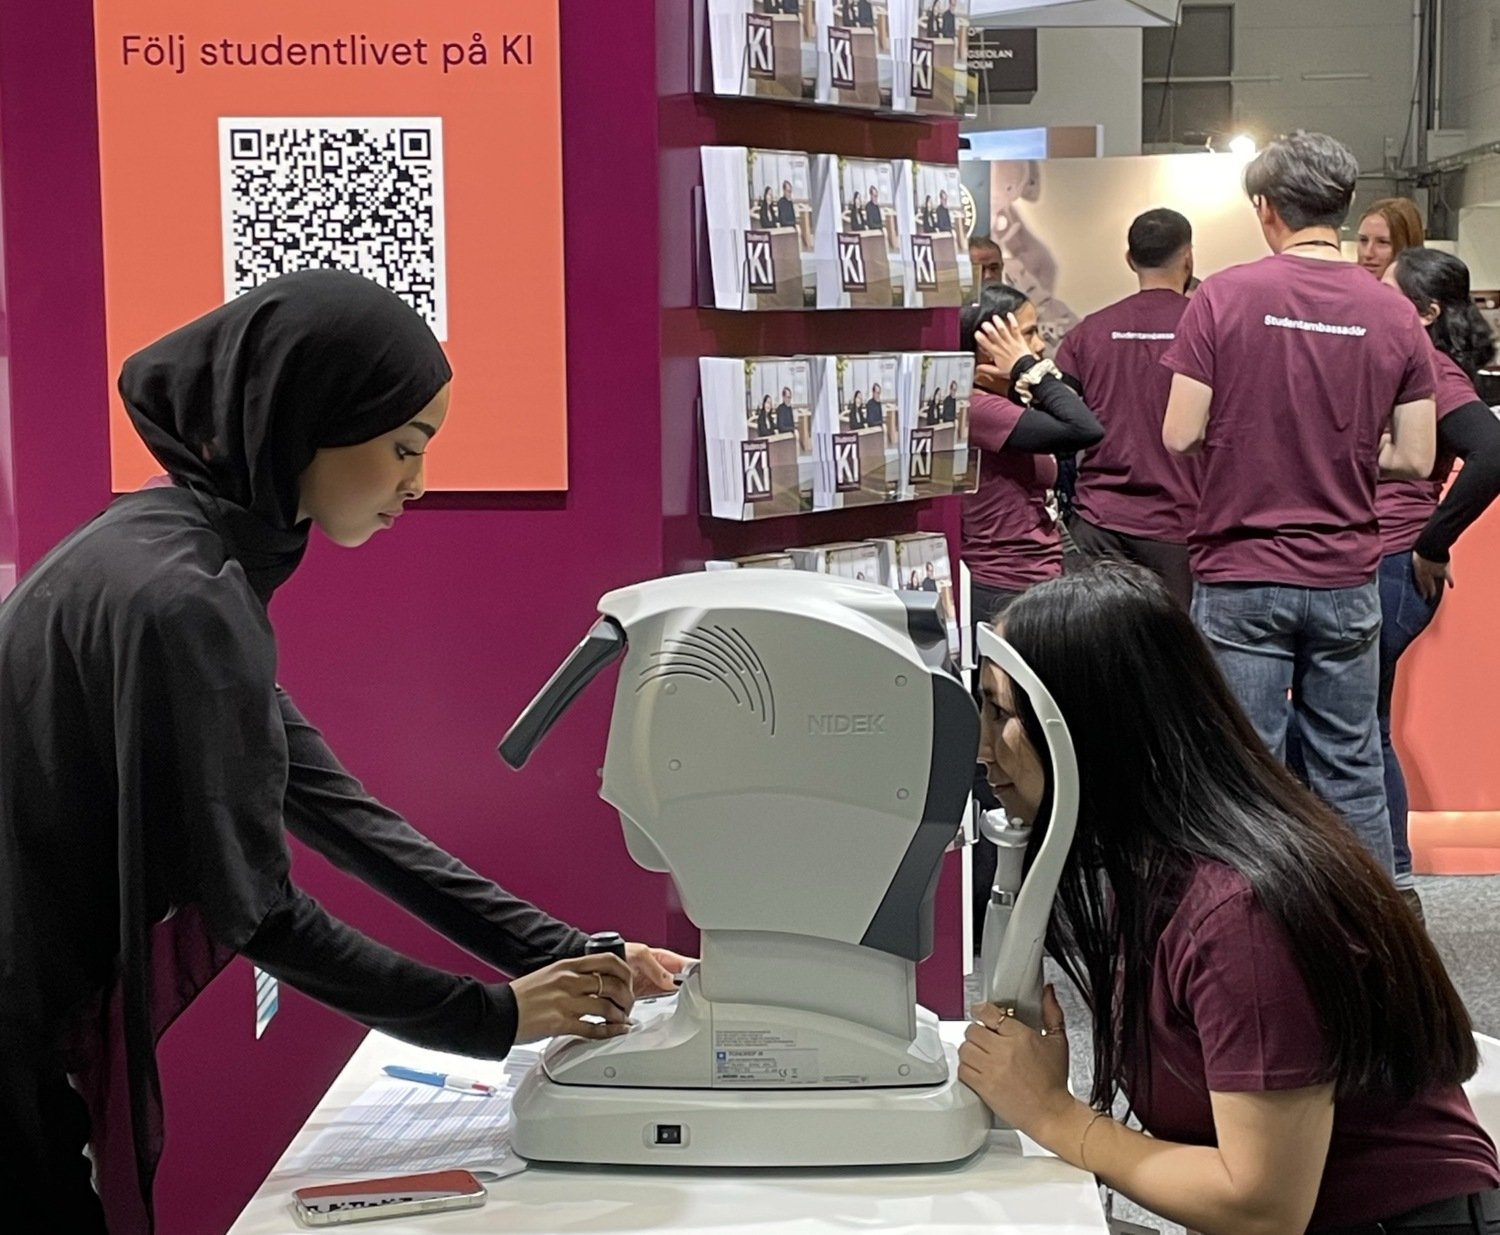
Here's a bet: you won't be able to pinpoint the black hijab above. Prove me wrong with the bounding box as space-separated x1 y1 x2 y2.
119 268 451 599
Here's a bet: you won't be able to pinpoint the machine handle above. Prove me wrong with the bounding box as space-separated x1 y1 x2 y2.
498 617 627 769
584 931 627 960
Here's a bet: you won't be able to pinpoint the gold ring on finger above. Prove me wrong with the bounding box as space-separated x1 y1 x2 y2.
986 1006 1016 1030
594 973 604 998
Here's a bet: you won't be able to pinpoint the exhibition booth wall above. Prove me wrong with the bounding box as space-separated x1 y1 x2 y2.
4 5 1499 1233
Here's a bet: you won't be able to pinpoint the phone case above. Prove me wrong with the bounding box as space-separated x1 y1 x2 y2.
292 1169 487 1226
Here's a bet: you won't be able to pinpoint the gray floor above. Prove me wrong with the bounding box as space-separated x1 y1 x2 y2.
967 874 1500 1234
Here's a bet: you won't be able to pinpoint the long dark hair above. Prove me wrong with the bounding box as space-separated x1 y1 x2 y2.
960 282 1029 355
1393 247 1497 378
997 564 1477 1112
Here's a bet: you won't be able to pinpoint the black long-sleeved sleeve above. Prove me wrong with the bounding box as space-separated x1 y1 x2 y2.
1002 356 1106 454
1413 401 1500 563
276 689 589 978
242 883 520 1058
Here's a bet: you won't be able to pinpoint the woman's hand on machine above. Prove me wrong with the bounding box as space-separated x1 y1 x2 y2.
625 943 695 995
958 984 1074 1137
511 953 634 1043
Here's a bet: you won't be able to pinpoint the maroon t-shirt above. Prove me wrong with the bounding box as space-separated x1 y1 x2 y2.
1162 254 1436 587
1129 862 1499 1231
1056 289 1200 543
961 390 1060 590
1377 346 1480 556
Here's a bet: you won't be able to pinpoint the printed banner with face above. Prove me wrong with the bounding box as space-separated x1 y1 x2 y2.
960 153 1268 353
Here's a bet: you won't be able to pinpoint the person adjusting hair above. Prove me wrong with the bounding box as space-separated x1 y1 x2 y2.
1055 207 1200 609
958 281 1103 945
0 270 687 1234
1161 131 1437 877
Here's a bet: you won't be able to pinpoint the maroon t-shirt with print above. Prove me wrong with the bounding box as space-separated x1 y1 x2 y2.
961 390 1060 590
1162 254 1436 587
1056 289 1200 543
1128 861 1499 1231
1377 345 1481 556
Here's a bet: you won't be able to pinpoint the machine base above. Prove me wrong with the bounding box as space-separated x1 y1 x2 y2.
510 1042 992 1168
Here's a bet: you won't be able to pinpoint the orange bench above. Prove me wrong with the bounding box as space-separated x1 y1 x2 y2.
1410 812 1500 875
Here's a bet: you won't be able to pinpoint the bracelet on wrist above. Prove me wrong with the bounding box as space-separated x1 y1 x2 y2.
1079 1110 1109 1174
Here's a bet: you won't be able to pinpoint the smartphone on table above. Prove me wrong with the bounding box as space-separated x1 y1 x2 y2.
291 1169 487 1226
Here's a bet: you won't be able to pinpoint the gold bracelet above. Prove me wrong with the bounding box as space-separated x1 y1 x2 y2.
1079 1111 1109 1174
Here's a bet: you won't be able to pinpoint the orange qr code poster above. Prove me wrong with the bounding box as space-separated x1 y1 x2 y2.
94 0 568 492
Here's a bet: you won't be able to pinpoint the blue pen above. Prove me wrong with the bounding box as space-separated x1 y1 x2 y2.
383 1064 497 1096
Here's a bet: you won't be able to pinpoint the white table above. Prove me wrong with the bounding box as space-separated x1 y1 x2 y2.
1468 1033 1500 1142
229 1023 1109 1234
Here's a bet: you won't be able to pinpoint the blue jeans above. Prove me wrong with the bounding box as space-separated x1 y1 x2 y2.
1377 551 1442 885
1192 580 1394 875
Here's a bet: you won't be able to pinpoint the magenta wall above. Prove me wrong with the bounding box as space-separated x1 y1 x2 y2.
0 2 966 1232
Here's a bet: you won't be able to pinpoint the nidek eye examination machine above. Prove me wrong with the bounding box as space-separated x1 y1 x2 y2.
499 570 1077 1168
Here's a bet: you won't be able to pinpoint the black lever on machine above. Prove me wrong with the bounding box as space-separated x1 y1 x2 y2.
498 617 627 769
585 931 627 960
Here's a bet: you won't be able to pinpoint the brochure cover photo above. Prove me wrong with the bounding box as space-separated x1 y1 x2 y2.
700 356 818 519
703 146 817 311
706 0 818 101
817 0 894 108
705 552 800 570
893 0 971 116
879 531 960 656
815 155 912 308
909 161 967 307
788 539 885 583
900 352 976 498
812 354 903 509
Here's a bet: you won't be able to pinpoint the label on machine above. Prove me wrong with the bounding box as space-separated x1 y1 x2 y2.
713 1047 821 1084
712 1028 820 1084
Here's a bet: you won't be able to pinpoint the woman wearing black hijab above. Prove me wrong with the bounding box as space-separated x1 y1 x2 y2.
0 270 686 1234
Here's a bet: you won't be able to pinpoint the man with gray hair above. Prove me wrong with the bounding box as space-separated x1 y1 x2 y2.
1161 131 1437 882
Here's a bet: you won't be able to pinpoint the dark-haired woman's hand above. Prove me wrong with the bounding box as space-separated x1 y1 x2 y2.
958 984 1074 1136
1412 551 1453 601
976 314 1034 375
624 942 694 995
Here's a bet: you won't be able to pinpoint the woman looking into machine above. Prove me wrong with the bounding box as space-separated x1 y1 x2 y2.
960 564 1498 1235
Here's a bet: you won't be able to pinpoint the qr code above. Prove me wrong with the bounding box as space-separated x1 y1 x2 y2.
218 117 448 339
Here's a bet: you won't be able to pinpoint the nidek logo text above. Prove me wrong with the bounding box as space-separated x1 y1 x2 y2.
808 713 886 735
